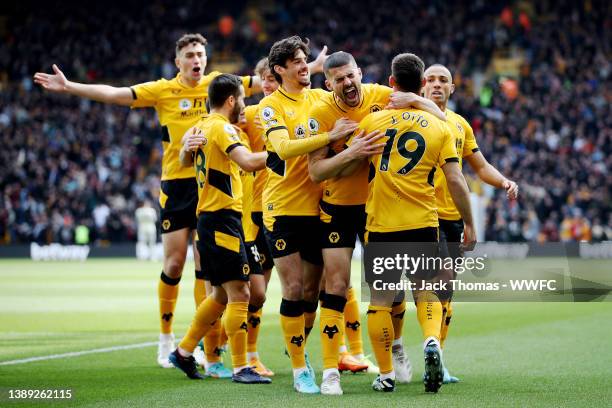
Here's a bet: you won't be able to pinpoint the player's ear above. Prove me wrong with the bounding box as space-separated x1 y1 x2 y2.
357 67 363 79
175 56 181 70
273 64 284 77
450 83 455 95
421 77 426 88
324 79 333 91
227 94 235 109
389 75 396 88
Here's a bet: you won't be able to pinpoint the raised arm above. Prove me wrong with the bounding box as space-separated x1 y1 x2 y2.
33 64 134 106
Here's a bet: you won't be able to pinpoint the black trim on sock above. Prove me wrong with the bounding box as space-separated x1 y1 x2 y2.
302 300 318 314
280 298 304 317
195 270 205 280
248 304 262 313
319 290 328 303
160 271 181 286
322 294 347 313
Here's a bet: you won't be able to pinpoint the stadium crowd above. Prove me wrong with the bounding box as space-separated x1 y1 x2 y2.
1 0 610 244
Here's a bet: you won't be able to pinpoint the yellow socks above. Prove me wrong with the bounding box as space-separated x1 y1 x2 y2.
391 300 406 341
193 270 206 307
344 287 363 356
367 305 394 374
203 318 222 363
247 304 263 354
179 296 226 353
320 294 347 369
416 291 443 341
280 299 306 369
158 272 180 334
224 302 249 370
440 300 452 348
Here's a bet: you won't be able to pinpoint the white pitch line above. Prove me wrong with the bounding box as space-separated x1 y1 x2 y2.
0 341 158 366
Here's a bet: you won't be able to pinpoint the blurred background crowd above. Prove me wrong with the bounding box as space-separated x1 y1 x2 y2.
1 0 610 244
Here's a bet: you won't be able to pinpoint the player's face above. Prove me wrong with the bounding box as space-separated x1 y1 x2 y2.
279 49 310 87
229 86 246 124
326 64 363 107
260 69 279 96
423 66 454 105
176 42 207 83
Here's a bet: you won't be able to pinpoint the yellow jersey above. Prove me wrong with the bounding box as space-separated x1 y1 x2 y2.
308 83 392 205
241 104 267 214
434 109 479 221
131 72 253 181
193 113 245 214
356 109 458 232
258 87 328 222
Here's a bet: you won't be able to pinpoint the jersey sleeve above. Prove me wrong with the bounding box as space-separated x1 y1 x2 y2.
259 99 287 143
308 102 335 137
374 84 393 103
438 123 460 167
130 79 166 108
461 118 479 157
214 122 244 155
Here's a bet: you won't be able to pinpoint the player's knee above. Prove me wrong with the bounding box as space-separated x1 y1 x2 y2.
249 289 266 308
284 281 303 300
228 283 250 303
164 256 185 277
326 276 348 297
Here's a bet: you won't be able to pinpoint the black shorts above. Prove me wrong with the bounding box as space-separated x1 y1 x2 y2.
438 219 464 260
251 211 274 270
245 241 264 275
365 227 439 284
197 210 251 287
264 215 323 266
319 201 366 249
159 178 198 233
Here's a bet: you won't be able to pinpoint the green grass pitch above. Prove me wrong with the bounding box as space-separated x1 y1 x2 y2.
0 258 611 407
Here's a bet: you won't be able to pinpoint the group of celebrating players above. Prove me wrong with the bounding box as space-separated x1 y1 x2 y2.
34 32 517 395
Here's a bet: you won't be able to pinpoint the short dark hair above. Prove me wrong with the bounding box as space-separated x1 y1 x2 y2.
268 35 310 84
254 57 269 77
323 51 356 77
175 33 207 56
391 53 425 93
208 74 242 109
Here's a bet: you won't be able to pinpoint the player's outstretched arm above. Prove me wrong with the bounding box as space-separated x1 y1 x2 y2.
465 152 518 200
308 130 383 182
33 64 134 106
386 92 446 121
229 146 267 172
267 118 356 161
442 161 476 248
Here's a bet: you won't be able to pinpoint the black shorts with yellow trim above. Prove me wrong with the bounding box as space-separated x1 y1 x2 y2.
197 210 251 287
244 241 264 276
364 227 439 284
251 211 274 270
158 178 198 233
263 215 323 266
319 201 366 249
438 218 464 261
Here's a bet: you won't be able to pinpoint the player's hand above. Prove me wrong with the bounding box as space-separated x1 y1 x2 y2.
346 130 384 160
33 64 69 92
308 45 328 74
253 113 264 133
182 126 205 152
385 91 418 109
503 179 519 200
329 118 358 142
461 223 477 252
